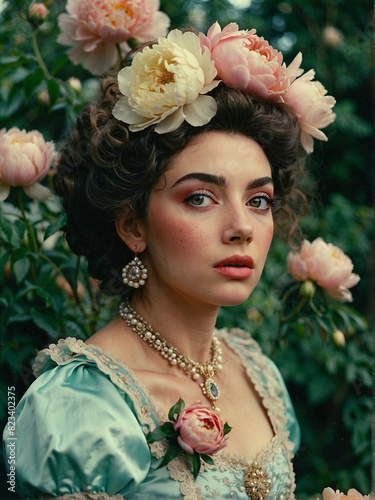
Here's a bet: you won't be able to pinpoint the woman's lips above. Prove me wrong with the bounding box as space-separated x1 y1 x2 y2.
213 255 254 279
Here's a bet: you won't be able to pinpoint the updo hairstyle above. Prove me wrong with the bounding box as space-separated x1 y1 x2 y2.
54 79 307 295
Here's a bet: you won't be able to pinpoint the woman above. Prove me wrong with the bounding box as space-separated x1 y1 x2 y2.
3 23 335 499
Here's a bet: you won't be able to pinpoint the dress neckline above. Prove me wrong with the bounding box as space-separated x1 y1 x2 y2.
33 330 294 470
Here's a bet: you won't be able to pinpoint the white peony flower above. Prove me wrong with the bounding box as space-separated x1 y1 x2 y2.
112 29 220 133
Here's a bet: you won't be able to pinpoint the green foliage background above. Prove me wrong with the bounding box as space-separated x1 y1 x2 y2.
0 0 373 498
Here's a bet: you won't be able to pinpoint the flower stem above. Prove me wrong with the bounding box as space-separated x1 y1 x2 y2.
116 43 123 68
269 284 305 358
279 297 306 323
17 187 38 283
31 29 49 77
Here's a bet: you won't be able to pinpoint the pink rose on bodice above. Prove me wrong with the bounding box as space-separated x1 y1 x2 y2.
174 401 228 455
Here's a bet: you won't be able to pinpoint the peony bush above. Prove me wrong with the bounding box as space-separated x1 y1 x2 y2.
0 1 372 497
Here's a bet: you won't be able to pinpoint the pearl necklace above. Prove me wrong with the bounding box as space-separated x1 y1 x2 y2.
119 300 223 410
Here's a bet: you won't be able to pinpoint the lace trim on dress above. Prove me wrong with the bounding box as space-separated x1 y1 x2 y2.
33 333 296 499
38 493 124 500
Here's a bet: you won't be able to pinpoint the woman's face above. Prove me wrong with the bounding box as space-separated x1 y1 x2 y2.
140 131 274 308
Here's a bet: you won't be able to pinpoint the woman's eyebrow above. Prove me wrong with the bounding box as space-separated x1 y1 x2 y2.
172 173 274 190
171 173 227 188
246 176 274 190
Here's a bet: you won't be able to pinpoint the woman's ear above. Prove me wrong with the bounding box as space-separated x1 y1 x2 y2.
115 213 147 253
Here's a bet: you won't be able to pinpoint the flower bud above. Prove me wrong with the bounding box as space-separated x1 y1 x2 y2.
299 279 316 299
346 323 356 337
332 329 346 348
3 261 11 279
323 26 344 47
28 2 49 28
247 307 263 323
67 77 82 93
37 89 50 106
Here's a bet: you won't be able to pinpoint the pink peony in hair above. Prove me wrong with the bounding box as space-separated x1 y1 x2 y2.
200 22 303 99
283 69 336 153
57 0 170 75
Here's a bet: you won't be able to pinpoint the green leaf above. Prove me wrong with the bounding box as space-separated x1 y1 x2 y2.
35 287 52 307
223 422 232 436
10 247 28 264
0 218 13 243
47 78 61 109
168 398 185 422
51 54 68 76
159 422 177 437
30 306 59 337
187 452 201 480
146 422 176 443
200 454 215 465
23 67 44 101
44 212 67 240
147 425 172 444
12 257 30 284
12 220 26 246
155 443 181 470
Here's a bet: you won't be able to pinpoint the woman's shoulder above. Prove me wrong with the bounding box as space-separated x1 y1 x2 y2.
31 335 160 426
5 337 154 499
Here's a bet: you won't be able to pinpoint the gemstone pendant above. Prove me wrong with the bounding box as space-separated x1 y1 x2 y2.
204 377 221 401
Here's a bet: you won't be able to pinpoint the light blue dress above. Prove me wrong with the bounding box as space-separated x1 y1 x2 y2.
3 328 300 499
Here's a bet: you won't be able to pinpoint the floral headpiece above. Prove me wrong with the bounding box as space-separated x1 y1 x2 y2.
112 22 336 154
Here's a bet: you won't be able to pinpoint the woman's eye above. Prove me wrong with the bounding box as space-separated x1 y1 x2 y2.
248 195 273 210
184 192 214 207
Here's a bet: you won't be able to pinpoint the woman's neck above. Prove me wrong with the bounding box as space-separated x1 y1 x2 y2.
130 290 220 364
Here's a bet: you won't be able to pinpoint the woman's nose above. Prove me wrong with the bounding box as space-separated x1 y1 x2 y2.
222 206 253 245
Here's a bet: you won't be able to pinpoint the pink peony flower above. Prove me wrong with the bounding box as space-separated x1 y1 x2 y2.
200 22 303 99
283 69 336 153
174 401 228 455
57 0 170 75
320 487 373 500
287 238 360 302
0 127 55 201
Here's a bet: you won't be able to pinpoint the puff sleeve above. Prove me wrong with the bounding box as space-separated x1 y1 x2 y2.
3 361 152 499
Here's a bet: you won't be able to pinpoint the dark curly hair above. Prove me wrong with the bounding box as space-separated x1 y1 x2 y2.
54 79 308 295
